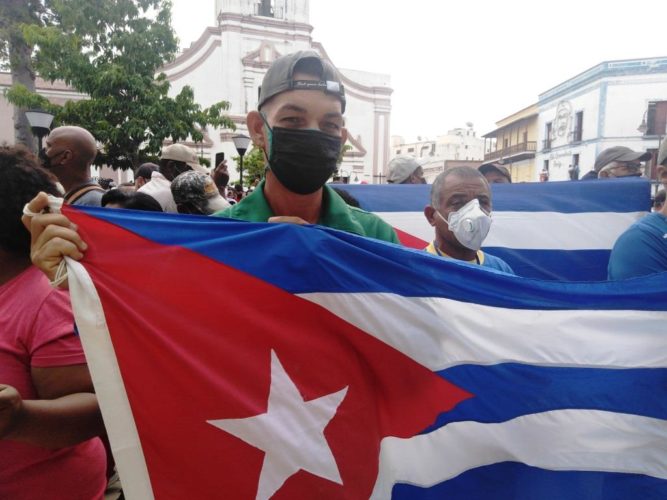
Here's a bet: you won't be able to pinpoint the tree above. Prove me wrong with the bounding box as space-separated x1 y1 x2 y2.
234 147 266 186
0 0 50 146
5 0 234 169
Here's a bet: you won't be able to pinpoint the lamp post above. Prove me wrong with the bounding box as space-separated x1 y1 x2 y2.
25 109 54 152
232 134 251 190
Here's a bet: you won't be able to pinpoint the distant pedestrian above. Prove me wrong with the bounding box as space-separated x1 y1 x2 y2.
138 144 209 213
101 189 163 212
586 146 651 180
478 162 512 184
171 171 230 215
134 163 159 189
387 156 426 184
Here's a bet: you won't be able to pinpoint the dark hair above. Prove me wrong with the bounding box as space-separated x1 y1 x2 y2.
135 163 159 180
0 145 61 255
654 189 666 209
101 189 163 212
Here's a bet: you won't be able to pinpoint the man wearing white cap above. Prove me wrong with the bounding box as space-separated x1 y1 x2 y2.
138 143 208 213
387 156 426 184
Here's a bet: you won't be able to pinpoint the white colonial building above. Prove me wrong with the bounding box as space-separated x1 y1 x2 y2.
0 0 392 184
535 56 667 182
391 124 485 182
162 0 393 183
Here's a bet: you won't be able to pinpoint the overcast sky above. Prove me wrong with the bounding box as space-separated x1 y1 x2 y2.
171 0 667 140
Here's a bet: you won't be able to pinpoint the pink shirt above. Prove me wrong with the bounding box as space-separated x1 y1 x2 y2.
0 266 106 500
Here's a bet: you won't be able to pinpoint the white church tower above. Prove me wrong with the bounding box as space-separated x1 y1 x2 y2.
161 0 393 184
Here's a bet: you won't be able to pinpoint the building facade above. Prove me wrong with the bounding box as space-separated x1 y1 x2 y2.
0 0 392 184
482 104 538 183
162 0 392 184
535 57 667 182
391 124 485 183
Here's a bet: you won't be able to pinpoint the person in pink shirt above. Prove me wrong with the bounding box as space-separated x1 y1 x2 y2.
0 145 107 500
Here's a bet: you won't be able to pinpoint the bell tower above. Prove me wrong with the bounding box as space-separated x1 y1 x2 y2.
215 0 309 24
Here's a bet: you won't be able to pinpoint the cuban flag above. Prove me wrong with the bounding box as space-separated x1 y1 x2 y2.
63 205 667 499
342 177 651 281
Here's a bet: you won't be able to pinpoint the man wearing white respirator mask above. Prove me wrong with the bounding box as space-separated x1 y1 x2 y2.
423 167 515 273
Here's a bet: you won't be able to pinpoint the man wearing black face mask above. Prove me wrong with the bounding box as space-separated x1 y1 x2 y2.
40 126 104 206
215 51 399 244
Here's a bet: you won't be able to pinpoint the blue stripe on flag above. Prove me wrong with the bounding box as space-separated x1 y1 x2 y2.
483 248 612 281
391 462 667 500
73 206 667 311
424 364 667 430
341 177 651 213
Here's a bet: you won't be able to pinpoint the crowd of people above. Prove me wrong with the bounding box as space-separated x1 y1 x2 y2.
1 50 666 499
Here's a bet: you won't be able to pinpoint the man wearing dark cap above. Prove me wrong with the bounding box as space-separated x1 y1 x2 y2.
478 163 511 184
23 51 399 289
215 51 398 243
607 138 667 279
134 163 159 190
171 170 230 215
583 146 652 180
387 156 426 184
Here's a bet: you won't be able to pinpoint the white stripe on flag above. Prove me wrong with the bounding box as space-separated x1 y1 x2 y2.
66 258 155 500
375 211 646 250
370 409 667 499
299 293 667 370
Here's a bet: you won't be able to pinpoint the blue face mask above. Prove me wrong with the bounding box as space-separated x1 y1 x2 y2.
261 114 342 195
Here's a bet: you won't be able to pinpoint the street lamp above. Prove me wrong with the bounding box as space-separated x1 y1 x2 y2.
232 134 251 190
25 109 54 152
637 110 648 135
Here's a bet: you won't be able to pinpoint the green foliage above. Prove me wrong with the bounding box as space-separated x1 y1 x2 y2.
4 0 235 169
233 147 266 186
0 0 50 71
4 83 56 113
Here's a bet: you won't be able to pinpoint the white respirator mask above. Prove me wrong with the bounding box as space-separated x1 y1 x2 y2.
437 198 492 251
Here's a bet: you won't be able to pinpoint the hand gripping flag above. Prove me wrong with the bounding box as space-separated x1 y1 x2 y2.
63 205 667 500
341 177 651 281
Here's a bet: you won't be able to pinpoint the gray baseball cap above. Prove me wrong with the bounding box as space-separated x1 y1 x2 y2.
594 146 651 171
479 162 512 183
658 137 667 167
257 50 346 113
387 156 421 183
171 171 229 215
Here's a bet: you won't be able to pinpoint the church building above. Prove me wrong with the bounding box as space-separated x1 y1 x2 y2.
0 0 393 184
158 0 393 183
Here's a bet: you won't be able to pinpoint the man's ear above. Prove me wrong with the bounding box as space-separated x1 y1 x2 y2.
424 205 436 226
598 169 610 179
247 111 266 150
340 127 348 148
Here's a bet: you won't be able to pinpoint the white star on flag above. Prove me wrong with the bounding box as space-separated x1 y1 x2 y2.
207 350 349 500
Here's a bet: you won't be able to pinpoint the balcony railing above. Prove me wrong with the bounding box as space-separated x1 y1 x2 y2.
568 129 583 143
542 139 552 151
484 141 537 162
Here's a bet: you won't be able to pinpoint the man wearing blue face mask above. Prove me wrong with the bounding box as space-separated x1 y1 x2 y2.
214 51 399 244
423 167 514 273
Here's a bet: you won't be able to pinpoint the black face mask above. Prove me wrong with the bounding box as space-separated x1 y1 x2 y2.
39 148 57 169
263 119 342 195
